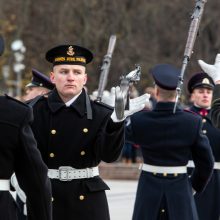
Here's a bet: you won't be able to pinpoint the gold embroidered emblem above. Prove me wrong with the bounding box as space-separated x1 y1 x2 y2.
67 46 75 56
202 78 210 84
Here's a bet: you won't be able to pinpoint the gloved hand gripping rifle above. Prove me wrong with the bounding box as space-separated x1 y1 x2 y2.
115 65 141 120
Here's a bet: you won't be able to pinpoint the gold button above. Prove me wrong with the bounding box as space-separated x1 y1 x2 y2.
51 197 54 202
49 153 55 158
51 130 56 134
79 195 85 200
202 119 206 123
163 173 167 177
83 128 88 133
202 130 207 134
174 173 178 177
153 172 157 175
161 209 165 213
80 151 85 156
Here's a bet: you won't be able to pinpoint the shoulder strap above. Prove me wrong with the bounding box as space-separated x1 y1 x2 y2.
5 94 29 107
85 92 93 120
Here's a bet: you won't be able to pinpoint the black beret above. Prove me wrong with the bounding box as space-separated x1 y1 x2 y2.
151 64 180 90
26 69 54 90
187 72 214 94
45 45 93 66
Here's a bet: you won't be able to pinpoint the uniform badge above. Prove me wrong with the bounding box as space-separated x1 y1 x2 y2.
202 78 210 84
67 46 75 56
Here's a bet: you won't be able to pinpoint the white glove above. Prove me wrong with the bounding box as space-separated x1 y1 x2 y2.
101 87 116 107
198 53 220 83
111 86 150 122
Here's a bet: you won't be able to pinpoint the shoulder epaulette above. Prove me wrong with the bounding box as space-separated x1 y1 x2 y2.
5 94 29 107
94 100 114 110
26 95 46 107
184 108 198 116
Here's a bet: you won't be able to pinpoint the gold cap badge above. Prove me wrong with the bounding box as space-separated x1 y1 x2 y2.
67 46 75 56
202 78 210 84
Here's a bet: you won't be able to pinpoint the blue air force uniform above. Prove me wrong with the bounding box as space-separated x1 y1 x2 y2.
126 64 214 220
187 72 220 220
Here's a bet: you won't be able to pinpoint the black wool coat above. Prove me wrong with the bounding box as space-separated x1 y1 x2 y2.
0 95 52 220
189 105 220 220
126 102 214 220
211 84 220 129
30 89 124 220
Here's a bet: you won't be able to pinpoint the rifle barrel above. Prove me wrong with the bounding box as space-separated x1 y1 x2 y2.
96 35 117 102
173 0 208 113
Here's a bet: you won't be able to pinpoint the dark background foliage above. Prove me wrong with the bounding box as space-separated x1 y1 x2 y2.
0 0 220 99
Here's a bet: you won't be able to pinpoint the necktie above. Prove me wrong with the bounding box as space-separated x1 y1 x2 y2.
199 108 208 116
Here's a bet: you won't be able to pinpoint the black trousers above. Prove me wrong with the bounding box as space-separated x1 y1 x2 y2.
16 195 27 220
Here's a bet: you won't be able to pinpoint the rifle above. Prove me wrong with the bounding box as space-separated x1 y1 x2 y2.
115 65 141 120
0 35 4 56
173 0 208 113
96 35 117 102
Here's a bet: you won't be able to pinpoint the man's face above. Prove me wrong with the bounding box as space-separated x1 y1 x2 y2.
50 64 87 101
191 87 213 108
23 87 50 101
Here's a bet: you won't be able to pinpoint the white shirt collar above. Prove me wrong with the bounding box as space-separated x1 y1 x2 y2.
65 90 82 107
194 104 211 110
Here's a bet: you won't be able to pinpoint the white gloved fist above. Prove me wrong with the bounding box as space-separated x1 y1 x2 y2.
125 93 150 117
111 87 151 123
198 53 220 83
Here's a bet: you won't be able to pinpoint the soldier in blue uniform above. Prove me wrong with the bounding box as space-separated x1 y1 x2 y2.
0 36 52 220
23 68 54 101
126 64 214 220
28 44 148 220
187 72 220 220
199 54 220 129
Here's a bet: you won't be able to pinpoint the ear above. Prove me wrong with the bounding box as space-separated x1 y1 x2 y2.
155 86 159 97
50 71 55 83
190 93 195 102
83 73 88 85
